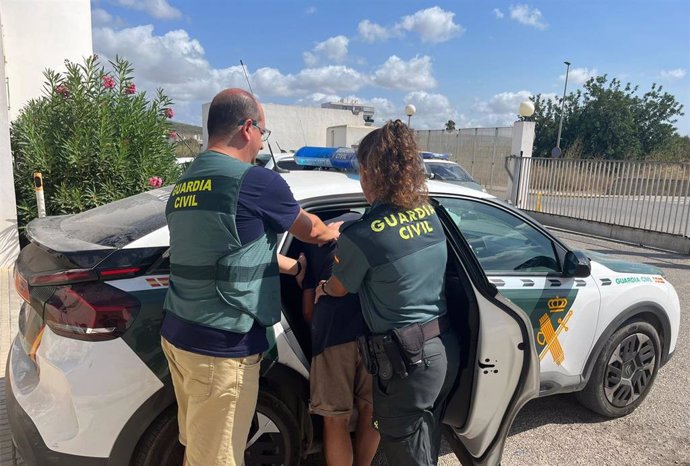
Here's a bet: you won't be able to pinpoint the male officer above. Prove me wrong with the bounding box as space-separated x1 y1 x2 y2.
162 88 340 466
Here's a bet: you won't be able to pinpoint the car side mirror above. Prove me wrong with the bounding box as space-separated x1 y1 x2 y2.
563 250 591 278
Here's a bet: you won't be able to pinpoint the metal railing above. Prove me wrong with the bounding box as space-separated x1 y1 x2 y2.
515 157 690 237
415 127 513 197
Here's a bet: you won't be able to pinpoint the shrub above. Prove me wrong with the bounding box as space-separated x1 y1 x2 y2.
11 55 180 229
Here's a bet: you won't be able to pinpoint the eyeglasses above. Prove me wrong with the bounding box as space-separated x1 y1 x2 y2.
238 119 271 141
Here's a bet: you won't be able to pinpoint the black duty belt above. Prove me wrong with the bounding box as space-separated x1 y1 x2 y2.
419 313 450 342
359 314 451 380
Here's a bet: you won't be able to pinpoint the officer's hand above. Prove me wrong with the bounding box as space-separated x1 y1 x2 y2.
319 221 343 247
314 280 327 304
296 253 307 289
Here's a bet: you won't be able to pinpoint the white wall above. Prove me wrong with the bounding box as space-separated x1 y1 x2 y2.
0 0 92 266
202 102 366 151
1 0 93 121
327 125 377 148
0 11 17 267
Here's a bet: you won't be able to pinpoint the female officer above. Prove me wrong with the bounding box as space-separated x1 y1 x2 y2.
315 120 460 466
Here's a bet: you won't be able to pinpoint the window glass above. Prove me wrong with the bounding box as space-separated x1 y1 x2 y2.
437 198 560 275
425 162 474 182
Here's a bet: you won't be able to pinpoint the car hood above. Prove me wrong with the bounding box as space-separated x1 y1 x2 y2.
583 250 664 276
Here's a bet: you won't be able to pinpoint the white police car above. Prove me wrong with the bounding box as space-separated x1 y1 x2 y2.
7 149 679 466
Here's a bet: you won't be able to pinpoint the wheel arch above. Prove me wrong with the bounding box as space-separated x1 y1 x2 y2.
581 302 671 387
260 360 314 454
110 381 177 465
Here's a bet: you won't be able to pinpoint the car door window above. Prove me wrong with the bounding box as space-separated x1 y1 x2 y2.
437 198 560 275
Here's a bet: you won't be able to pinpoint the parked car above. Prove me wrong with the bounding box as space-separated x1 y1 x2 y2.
7 164 679 465
422 156 486 193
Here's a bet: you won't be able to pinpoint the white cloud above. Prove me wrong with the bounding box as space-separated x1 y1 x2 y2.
509 4 547 29
358 20 393 43
305 6 317 15
470 90 536 126
92 8 112 26
372 55 437 91
404 91 458 129
562 67 598 85
396 6 464 43
303 36 349 67
93 25 371 123
660 68 687 80
358 7 462 44
493 8 505 19
113 0 181 19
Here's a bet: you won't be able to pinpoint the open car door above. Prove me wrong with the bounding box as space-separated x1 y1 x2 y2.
436 200 540 465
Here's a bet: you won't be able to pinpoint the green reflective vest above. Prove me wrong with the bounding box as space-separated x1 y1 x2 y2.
164 150 280 333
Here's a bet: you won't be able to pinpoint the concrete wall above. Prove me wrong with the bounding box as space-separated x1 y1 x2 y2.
1 0 93 121
202 102 366 151
326 125 376 148
529 211 690 255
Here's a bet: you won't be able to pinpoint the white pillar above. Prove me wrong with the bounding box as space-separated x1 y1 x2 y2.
0 10 19 267
507 120 535 208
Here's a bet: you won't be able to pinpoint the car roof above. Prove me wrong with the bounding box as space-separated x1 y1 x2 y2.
280 170 495 202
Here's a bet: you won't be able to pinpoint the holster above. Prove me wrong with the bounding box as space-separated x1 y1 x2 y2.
357 335 377 376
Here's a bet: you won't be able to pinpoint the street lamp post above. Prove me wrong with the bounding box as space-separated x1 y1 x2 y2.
405 104 416 127
555 61 571 155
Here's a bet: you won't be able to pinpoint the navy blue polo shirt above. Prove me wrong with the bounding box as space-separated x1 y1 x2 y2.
161 166 300 357
301 213 367 356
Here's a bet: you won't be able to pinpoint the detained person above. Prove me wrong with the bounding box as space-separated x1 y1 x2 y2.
300 212 380 466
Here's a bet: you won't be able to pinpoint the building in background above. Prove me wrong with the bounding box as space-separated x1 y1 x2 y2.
202 101 377 152
321 99 375 126
0 0 92 266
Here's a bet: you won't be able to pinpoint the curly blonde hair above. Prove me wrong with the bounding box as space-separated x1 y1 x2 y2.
357 120 428 209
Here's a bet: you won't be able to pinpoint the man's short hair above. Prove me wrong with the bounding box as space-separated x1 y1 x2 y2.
207 90 260 140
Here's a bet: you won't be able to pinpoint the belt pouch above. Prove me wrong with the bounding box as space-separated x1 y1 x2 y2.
392 323 426 369
370 336 393 380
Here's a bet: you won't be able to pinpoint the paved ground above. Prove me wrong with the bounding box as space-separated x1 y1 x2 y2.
1 230 689 465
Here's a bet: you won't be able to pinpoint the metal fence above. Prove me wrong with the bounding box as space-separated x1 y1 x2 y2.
414 128 513 197
514 157 690 237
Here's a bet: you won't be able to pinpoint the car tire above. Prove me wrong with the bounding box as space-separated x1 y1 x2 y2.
131 390 302 466
130 406 184 466
577 320 660 418
245 390 302 466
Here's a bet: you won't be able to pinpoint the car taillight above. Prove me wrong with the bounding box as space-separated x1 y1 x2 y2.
44 282 140 341
29 267 142 286
14 268 30 303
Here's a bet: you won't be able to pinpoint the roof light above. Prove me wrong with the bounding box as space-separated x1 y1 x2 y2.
420 151 449 160
294 147 359 171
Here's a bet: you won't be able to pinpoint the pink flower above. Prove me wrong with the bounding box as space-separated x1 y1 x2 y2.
55 85 70 98
164 108 174 119
169 130 178 140
125 83 136 94
102 75 115 89
148 176 163 188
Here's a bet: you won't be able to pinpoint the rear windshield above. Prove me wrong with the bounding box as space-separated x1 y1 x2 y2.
58 187 172 248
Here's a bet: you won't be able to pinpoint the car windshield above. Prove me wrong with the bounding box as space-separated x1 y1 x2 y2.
426 162 475 182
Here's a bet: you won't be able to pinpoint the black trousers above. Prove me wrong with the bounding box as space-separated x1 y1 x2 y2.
372 330 460 466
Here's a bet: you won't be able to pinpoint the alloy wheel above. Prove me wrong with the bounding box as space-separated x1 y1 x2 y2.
604 333 656 407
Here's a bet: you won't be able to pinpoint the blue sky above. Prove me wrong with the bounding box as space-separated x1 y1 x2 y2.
91 0 690 134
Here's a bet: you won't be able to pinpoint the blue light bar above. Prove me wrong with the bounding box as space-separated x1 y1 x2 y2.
420 151 449 160
294 146 359 171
